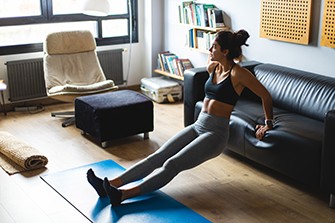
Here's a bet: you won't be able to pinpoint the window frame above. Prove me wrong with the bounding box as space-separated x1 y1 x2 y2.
0 0 138 55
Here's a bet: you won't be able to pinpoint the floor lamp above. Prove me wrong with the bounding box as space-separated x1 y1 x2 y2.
82 0 133 86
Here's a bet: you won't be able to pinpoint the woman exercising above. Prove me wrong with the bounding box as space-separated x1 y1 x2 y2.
87 29 273 206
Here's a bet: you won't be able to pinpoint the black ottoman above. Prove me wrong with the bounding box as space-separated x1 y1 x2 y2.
75 90 154 148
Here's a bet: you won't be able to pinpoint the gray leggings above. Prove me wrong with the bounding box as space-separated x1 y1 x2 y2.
118 112 230 195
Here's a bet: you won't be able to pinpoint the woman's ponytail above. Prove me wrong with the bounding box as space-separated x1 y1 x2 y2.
233 30 250 47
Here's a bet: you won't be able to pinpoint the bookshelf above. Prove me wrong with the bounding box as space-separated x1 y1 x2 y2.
154 69 184 81
153 2 229 80
179 1 230 53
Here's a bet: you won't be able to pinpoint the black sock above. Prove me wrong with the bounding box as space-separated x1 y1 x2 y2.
87 168 106 197
103 177 122 206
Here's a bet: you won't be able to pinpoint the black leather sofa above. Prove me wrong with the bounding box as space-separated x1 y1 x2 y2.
183 61 335 207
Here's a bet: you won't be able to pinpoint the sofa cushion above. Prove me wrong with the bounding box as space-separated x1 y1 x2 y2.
229 98 323 185
255 64 335 121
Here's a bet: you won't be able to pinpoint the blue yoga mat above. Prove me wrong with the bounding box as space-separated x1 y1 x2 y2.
41 159 210 223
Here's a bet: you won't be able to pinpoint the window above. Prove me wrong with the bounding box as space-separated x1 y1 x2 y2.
0 0 138 55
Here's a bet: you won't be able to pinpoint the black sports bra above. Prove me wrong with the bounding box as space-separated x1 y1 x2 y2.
204 64 240 106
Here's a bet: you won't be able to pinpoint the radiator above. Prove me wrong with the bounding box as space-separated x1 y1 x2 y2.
6 58 46 102
5 49 124 102
97 49 124 85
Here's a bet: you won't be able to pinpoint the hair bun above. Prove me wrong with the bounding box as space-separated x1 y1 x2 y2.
234 30 250 47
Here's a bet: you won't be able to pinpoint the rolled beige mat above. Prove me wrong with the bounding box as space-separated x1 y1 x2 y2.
0 131 48 175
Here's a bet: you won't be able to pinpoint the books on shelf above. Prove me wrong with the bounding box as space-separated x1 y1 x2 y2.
157 51 174 72
178 1 195 25
179 1 226 28
157 52 194 77
186 29 216 51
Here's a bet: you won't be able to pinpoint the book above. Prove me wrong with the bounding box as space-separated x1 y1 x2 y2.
196 29 206 50
178 5 183 23
195 4 206 27
186 29 195 48
205 32 216 50
207 8 214 28
213 9 225 28
180 58 194 71
189 2 197 25
175 59 184 76
172 58 181 76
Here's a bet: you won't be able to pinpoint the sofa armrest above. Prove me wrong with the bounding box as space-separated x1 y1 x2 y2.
321 109 335 193
184 67 209 126
239 60 262 73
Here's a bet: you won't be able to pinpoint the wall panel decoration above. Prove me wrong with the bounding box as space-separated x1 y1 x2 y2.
321 0 335 48
260 0 312 45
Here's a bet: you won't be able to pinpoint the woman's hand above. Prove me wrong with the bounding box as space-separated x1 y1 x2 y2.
255 124 272 140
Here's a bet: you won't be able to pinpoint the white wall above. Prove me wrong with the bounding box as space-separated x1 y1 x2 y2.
164 0 335 78
143 0 164 77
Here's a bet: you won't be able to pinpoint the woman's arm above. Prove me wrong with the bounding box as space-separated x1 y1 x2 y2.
237 67 273 140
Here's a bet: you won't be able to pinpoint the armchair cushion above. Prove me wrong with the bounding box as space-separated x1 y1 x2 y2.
44 30 96 55
48 80 117 95
44 52 107 91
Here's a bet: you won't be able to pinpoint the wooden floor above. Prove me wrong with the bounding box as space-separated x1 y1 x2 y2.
0 101 334 223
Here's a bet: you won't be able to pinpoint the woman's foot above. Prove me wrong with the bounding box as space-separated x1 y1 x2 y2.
103 177 122 206
87 169 106 197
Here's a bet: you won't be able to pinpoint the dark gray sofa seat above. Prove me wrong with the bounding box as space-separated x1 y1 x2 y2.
183 62 335 207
